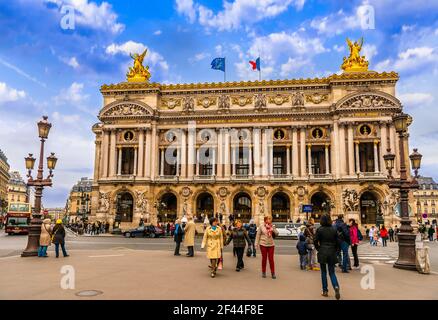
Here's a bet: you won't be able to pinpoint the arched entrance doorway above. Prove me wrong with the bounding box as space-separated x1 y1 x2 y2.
360 191 379 225
196 192 214 222
158 193 177 223
233 192 252 222
116 192 134 223
271 192 290 222
310 192 331 222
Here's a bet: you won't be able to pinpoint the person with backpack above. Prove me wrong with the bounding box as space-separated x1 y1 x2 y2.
314 214 341 300
246 219 257 257
349 219 361 269
334 214 351 273
304 218 319 271
225 219 251 272
296 234 308 270
52 219 69 258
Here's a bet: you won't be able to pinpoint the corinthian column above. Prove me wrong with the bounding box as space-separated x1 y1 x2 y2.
180 129 187 178
300 128 306 177
292 127 299 177
109 129 117 177
373 140 380 173
380 122 388 175
101 129 109 178
145 129 152 179
347 124 355 176
137 129 145 177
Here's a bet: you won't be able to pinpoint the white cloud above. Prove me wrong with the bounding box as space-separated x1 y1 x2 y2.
280 57 311 77
47 0 125 34
399 93 434 108
175 0 197 23
177 0 305 31
376 47 436 72
54 82 88 105
362 44 377 62
310 2 373 36
0 82 26 104
189 52 211 63
154 30 162 35
60 56 80 69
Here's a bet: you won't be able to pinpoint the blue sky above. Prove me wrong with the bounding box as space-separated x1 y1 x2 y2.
0 0 437 207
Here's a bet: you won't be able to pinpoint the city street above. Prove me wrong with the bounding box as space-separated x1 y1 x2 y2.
1 231 437 300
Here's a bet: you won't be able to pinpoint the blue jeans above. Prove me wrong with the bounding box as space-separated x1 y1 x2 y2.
38 246 48 257
340 241 350 271
299 254 307 269
55 243 68 257
320 263 339 292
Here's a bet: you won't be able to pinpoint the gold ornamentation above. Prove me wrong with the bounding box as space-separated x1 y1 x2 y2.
306 93 329 104
161 98 181 109
218 95 230 113
182 96 195 113
341 37 369 73
254 93 267 112
291 92 305 108
101 72 399 92
126 49 151 82
342 95 394 109
231 95 252 107
268 94 289 106
197 96 217 109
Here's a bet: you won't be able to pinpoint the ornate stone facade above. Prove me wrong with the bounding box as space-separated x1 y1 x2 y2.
90 70 416 231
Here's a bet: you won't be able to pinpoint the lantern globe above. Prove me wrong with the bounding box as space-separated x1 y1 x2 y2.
409 148 422 171
393 113 408 133
25 154 36 170
47 152 58 170
37 116 52 139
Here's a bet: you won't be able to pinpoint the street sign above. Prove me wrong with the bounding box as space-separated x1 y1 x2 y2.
422 213 428 219
302 204 313 213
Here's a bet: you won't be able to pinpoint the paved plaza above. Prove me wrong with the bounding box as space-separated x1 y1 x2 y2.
0 232 437 300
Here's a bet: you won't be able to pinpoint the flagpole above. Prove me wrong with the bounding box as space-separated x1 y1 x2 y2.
224 56 226 82
258 49 262 81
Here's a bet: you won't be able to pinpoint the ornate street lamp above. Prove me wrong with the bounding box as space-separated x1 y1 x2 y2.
409 148 422 179
383 148 396 178
22 116 57 257
384 112 420 270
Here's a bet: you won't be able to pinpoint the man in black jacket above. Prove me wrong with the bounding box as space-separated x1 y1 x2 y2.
334 214 351 273
173 219 184 256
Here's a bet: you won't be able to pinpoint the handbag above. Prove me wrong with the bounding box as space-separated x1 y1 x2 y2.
51 226 59 242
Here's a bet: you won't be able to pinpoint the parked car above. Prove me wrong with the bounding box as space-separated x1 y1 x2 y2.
123 225 165 238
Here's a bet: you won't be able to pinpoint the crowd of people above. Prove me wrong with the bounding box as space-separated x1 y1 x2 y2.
67 220 110 235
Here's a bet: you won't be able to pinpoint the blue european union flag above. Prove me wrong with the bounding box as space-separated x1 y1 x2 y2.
211 57 225 72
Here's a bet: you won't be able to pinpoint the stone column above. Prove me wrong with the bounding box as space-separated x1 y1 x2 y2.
253 128 261 176
175 148 180 176
347 124 355 176
137 129 145 177
101 130 109 178
187 127 195 179
355 141 360 173
224 130 231 177
231 146 236 176
145 129 152 179
380 122 388 175
269 145 274 176
180 129 187 178
196 148 200 176
339 123 347 176
390 124 400 176
160 148 164 176
248 145 253 176
94 140 101 181
286 145 291 175
216 129 223 178
373 140 380 173
150 123 157 181
133 147 138 176
292 127 299 177
262 129 268 177
300 128 306 177
117 147 122 175
109 129 117 177
332 121 340 179
325 144 330 174
212 148 216 176
307 144 312 175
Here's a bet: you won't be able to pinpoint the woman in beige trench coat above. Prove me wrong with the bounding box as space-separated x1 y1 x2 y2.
201 217 223 278
38 218 52 257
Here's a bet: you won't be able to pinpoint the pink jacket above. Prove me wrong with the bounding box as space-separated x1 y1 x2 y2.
350 225 360 245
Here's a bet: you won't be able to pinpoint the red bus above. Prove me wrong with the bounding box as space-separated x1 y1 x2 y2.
5 203 31 235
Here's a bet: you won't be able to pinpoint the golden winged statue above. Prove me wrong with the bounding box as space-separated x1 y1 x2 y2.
341 37 369 72
126 48 151 82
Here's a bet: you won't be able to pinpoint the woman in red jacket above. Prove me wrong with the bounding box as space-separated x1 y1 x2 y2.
380 226 388 247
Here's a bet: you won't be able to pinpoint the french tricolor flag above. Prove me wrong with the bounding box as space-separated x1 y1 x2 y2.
249 57 260 71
